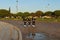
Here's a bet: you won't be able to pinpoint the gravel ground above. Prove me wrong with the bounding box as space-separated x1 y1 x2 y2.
0 20 60 40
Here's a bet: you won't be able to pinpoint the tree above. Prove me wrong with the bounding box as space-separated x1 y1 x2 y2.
54 10 60 18
35 11 43 17
12 14 17 18
16 12 23 17
0 9 11 18
44 11 52 16
30 12 36 17
23 12 30 17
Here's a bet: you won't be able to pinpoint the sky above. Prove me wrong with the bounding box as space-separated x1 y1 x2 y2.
0 0 60 13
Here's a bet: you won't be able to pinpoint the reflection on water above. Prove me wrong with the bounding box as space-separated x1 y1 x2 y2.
26 33 49 40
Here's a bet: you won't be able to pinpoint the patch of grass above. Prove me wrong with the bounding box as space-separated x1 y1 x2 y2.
36 18 60 22
0 18 60 22
0 18 23 20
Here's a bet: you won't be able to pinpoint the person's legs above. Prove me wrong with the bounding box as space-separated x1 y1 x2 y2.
32 21 35 27
28 21 31 27
24 21 26 27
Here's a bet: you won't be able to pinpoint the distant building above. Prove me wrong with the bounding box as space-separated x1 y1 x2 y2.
42 16 52 18
5 16 10 18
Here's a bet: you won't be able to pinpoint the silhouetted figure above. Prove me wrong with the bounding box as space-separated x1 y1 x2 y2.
32 17 36 27
22 16 27 27
27 18 31 27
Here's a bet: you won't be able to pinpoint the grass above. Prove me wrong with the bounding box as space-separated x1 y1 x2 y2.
36 18 60 22
0 18 23 20
0 18 60 22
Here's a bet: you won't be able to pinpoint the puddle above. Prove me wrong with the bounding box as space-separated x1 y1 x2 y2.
26 33 49 40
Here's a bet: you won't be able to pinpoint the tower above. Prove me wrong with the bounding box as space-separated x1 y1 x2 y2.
47 3 50 11
16 0 18 13
9 7 11 13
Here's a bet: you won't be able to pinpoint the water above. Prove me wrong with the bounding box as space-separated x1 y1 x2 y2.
26 33 49 40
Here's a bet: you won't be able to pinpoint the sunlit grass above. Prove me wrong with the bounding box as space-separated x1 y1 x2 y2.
36 18 60 22
0 18 23 20
0 18 60 22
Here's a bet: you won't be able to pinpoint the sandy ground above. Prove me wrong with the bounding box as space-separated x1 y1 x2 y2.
0 20 60 40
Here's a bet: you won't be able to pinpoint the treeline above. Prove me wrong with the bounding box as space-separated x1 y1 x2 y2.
0 9 60 18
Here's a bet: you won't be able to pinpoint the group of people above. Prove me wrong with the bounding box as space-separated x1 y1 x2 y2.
22 17 36 27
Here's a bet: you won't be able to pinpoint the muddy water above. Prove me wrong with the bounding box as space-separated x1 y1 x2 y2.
26 33 49 40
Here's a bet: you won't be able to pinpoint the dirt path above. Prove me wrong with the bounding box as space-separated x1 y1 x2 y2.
0 20 60 40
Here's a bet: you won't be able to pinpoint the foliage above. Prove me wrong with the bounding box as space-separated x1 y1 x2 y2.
16 12 23 17
54 10 60 18
30 12 35 17
23 12 30 17
0 9 11 18
0 9 60 19
44 11 52 16
35 11 43 17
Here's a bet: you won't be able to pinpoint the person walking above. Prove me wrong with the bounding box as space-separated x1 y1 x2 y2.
32 17 36 27
22 16 27 27
27 17 31 27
